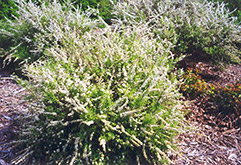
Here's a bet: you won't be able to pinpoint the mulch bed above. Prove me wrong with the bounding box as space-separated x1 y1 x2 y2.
171 56 241 164
171 122 241 164
0 58 240 164
0 73 28 165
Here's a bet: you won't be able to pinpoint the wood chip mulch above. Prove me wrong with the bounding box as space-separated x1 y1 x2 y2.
171 58 241 165
170 118 241 165
0 72 28 165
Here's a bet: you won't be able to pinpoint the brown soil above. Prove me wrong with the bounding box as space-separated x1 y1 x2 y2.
0 58 240 164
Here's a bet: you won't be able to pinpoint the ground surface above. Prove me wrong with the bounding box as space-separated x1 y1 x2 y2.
172 57 241 164
0 72 28 165
0 60 240 164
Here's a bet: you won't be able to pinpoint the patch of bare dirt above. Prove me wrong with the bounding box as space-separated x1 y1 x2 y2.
196 63 241 87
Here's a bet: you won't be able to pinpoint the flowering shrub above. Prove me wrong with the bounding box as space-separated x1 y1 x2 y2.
30 0 114 23
208 0 241 23
11 26 185 164
113 0 241 64
6 1 185 164
0 0 100 66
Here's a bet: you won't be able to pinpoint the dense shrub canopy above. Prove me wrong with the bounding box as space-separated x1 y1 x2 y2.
16 27 184 164
29 0 114 23
71 0 114 24
0 0 100 65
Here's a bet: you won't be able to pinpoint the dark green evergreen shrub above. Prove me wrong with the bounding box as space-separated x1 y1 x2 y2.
29 0 114 24
0 19 14 50
72 0 114 24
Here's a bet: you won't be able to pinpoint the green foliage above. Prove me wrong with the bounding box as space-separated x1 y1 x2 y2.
13 27 184 164
0 0 100 66
0 0 18 20
0 19 40 66
180 68 209 99
0 19 31 68
209 82 241 115
72 0 114 24
28 0 114 24
0 19 14 50
181 68 241 115
113 0 241 64
7 1 185 164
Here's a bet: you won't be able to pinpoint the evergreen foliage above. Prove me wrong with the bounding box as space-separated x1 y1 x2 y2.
0 0 18 20
30 0 114 24
72 0 114 24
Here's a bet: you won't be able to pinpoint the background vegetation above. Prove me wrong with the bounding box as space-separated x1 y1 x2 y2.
113 0 241 64
0 0 114 23
208 0 241 23
0 0 240 23
70 0 114 24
